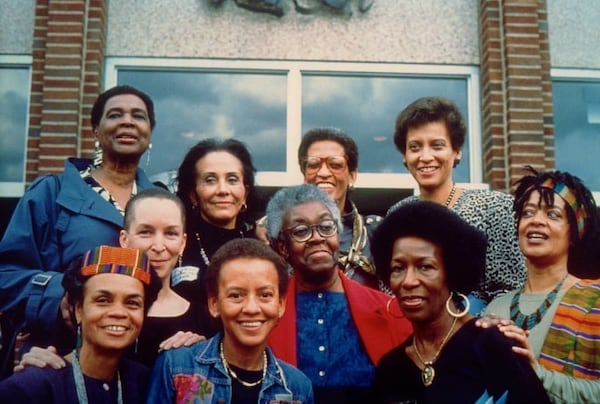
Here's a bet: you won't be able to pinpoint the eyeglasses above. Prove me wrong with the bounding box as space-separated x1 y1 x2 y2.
285 220 338 243
302 156 348 175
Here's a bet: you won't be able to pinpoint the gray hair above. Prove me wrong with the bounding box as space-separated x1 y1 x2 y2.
265 184 341 241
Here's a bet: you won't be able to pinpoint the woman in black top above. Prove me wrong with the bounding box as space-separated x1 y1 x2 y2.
370 201 549 403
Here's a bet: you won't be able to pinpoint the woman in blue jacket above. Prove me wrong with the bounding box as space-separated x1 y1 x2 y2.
0 85 157 372
147 238 314 404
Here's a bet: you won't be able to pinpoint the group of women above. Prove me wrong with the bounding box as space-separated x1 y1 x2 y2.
0 84 597 403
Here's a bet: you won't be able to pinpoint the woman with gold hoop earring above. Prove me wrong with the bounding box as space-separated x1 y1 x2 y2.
172 138 258 312
370 201 549 403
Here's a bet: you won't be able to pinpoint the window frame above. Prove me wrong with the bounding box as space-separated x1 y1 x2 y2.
105 58 482 191
551 67 600 204
0 55 32 197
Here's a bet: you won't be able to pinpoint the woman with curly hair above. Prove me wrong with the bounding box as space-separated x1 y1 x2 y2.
485 166 600 402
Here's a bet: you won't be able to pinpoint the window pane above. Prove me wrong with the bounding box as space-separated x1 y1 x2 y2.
117 70 288 180
553 80 600 191
0 66 29 183
302 75 471 182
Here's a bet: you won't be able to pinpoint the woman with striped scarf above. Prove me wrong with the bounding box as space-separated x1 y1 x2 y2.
485 166 600 403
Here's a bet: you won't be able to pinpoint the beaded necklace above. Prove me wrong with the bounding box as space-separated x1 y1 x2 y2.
443 183 456 207
220 342 267 387
194 230 244 267
72 349 123 404
510 273 568 331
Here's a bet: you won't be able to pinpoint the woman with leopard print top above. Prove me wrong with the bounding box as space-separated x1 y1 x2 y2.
388 96 526 313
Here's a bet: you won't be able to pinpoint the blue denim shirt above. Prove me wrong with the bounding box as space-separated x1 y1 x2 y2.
147 333 314 404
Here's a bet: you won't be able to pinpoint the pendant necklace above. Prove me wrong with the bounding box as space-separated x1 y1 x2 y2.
510 272 568 331
220 342 267 387
71 349 123 404
413 316 457 387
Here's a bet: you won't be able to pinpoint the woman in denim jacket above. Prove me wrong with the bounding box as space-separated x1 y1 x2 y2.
147 239 314 404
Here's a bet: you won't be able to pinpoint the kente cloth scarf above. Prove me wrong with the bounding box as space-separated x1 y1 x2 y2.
539 279 600 379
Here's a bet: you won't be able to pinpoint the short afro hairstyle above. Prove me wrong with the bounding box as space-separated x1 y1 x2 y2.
205 238 289 299
372 200 487 295
297 127 359 173
90 85 156 130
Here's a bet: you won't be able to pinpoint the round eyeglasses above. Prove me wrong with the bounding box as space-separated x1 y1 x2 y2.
285 220 338 243
302 156 348 175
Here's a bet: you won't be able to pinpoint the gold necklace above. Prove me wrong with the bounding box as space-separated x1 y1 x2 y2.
443 183 456 207
413 316 458 387
220 342 267 387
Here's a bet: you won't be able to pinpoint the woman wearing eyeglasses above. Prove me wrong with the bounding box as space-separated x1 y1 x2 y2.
296 128 385 292
265 184 412 403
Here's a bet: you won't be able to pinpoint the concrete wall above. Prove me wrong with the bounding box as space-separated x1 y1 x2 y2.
105 0 479 64
0 0 34 54
548 0 600 68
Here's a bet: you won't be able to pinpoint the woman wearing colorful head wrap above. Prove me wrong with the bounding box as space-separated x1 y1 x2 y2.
485 166 600 402
0 246 161 403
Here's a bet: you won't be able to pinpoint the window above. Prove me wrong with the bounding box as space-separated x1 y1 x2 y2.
105 59 481 191
0 56 31 197
552 68 600 203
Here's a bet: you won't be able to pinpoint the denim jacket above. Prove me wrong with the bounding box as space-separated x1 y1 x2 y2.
147 333 314 404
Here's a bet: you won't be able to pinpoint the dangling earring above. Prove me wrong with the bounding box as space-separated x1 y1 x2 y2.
146 143 152 166
134 338 139 354
76 323 82 349
446 292 470 318
240 203 248 213
178 254 183 268
93 140 103 167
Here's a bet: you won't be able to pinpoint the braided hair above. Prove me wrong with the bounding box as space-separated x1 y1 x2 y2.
513 166 600 278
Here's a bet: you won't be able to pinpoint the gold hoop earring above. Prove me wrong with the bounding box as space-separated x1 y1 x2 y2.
446 292 470 318
385 297 405 319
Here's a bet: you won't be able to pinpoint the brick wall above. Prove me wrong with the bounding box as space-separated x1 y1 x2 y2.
26 0 106 182
479 0 554 192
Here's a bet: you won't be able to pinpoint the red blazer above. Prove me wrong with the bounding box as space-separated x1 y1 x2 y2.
268 271 412 366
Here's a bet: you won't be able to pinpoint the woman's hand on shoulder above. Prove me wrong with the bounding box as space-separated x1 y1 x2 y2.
497 324 536 368
475 313 513 328
476 314 536 368
14 345 65 372
158 331 206 352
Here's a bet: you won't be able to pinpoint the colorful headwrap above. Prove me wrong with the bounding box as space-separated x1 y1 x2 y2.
528 178 587 239
81 245 151 285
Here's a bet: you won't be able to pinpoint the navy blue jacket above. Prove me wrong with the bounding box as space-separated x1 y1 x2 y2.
0 158 155 350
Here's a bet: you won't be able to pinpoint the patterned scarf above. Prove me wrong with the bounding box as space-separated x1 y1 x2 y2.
539 279 600 379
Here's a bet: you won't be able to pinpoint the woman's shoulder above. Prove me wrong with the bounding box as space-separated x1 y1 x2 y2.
386 195 419 215
0 364 72 398
272 356 311 383
459 189 514 206
484 290 516 316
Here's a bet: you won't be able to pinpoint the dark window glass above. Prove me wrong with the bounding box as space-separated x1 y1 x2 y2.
553 79 600 191
118 70 288 177
302 75 471 182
